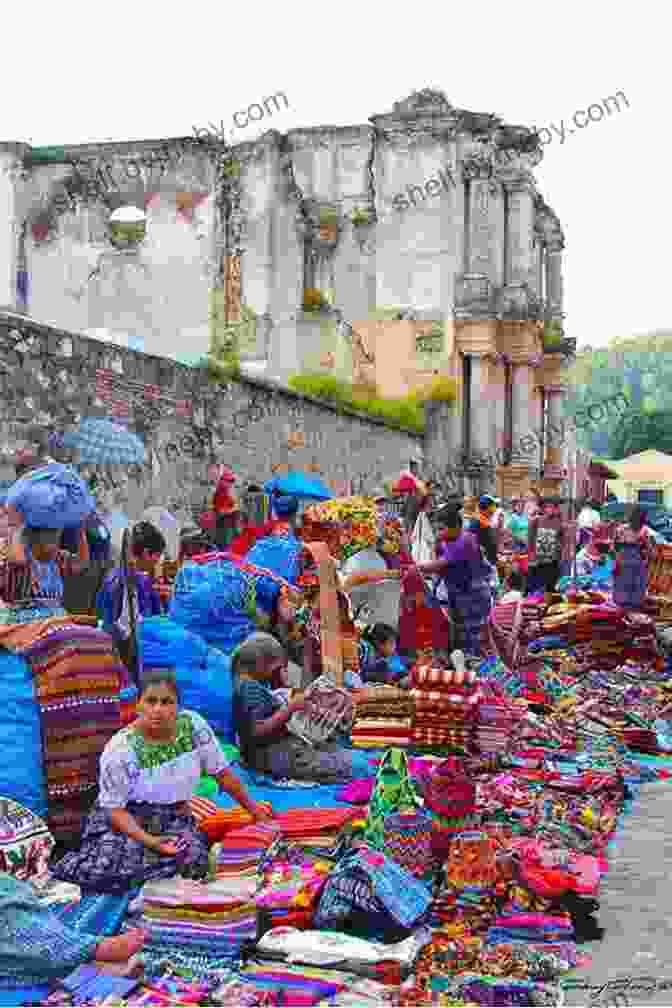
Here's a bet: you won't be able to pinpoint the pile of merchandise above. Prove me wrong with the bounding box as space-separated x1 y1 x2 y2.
350 686 413 748
302 497 378 562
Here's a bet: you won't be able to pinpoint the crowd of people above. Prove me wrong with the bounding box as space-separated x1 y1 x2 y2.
0 452 669 1006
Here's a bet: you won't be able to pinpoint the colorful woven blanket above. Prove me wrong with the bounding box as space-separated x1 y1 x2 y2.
0 616 123 841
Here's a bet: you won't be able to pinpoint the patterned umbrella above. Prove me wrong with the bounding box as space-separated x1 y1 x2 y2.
63 419 147 465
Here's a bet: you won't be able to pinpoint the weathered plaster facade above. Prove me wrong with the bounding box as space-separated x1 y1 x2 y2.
0 89 574 500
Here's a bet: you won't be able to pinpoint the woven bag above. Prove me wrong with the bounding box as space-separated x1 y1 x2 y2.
424 759 478 857
382 809 434 881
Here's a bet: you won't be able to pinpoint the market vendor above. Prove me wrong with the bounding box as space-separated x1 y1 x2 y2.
97 521 166 670
612 506 656 610
415 501 493 658
53 668 270 894
575 529 614 582
0 525 89 623
232 632 371 783
507 498 529 554
527 497 568 597
212 467 241 550
0 463 95 623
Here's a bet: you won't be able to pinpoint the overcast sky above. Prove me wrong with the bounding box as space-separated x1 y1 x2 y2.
3 0 666 351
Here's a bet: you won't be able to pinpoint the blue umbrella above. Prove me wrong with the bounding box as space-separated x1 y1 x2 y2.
62 419 147 465
7 463 94 528
263 472 332 501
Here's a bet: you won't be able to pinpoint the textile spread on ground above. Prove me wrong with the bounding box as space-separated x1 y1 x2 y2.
3 489 672 1006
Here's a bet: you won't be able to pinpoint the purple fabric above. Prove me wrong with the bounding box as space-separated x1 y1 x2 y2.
437 531 490 587
338 778 375 803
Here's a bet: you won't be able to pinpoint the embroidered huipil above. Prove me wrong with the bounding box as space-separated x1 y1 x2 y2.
97 710 229 809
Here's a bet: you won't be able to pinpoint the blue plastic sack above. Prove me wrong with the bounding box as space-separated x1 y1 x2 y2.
7 464 94 529
0 651 48 818
169 560 274 653
245 531 303 585
138 618 234 740
139 616 209 669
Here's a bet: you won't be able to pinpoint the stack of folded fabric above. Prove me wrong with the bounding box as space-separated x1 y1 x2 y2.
196 801 274 844
409 660 482 752
350 686 413 749
209 823 280 881
475 683 522 754
486 911 575 948
139 876 259 956
270 808 359 854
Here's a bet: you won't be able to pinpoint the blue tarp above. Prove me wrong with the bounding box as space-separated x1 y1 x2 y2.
0 651 47 819
138 617 235 742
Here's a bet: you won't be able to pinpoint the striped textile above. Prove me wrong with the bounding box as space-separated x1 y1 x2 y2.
139 877 258 955
0 617 124 842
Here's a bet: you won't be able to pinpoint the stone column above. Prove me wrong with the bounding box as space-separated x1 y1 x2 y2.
546 240 564 313
468 353 492 463
468 178 496 280
0 145 29 312
511 361 537 464
504 180 536 287
544 387 566 466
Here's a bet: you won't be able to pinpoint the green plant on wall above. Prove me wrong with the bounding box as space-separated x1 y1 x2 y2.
303 288 329 312
372 306 407 321
351 207 371 226
415 321 444 355
109 220 146 248
543 320 563 347
288 372 456 433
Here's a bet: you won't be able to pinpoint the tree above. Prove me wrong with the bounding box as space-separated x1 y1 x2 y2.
565 330 672 456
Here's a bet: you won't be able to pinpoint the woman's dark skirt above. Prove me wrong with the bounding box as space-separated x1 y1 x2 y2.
52 802 210 894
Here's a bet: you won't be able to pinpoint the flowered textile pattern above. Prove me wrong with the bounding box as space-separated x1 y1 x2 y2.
0 799 99 987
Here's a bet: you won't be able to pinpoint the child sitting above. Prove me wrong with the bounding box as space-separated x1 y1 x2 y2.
360 623 410 686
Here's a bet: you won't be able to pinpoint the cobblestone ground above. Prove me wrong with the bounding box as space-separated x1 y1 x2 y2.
564 778 672 1007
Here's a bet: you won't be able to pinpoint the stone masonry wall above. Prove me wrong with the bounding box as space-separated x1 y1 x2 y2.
0 312 423 526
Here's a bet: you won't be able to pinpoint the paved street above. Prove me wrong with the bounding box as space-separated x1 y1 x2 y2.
564 778 672 1006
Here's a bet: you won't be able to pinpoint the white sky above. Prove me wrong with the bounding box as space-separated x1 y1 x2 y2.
3 0 666 351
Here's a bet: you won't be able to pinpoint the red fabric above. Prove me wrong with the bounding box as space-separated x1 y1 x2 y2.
214 489 235 513
398 566 451 654
199 510 217 531
228 520 277 557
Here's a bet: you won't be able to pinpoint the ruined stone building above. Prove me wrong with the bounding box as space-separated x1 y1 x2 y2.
0 89 574 498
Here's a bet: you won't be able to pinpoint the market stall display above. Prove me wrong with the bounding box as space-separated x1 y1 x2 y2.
8 481 672 1008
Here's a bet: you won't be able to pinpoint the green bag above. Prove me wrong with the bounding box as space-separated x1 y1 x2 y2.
364 747 423 851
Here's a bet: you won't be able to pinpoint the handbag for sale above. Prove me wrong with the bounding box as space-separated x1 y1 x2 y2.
314 844 431 939
364 748 423 852
382 809 434 881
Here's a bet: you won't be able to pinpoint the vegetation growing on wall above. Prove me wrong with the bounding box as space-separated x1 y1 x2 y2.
197 353 241 382
287 373 456 433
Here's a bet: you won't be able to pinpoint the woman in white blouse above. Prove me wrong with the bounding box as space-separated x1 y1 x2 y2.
53 669 271 893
